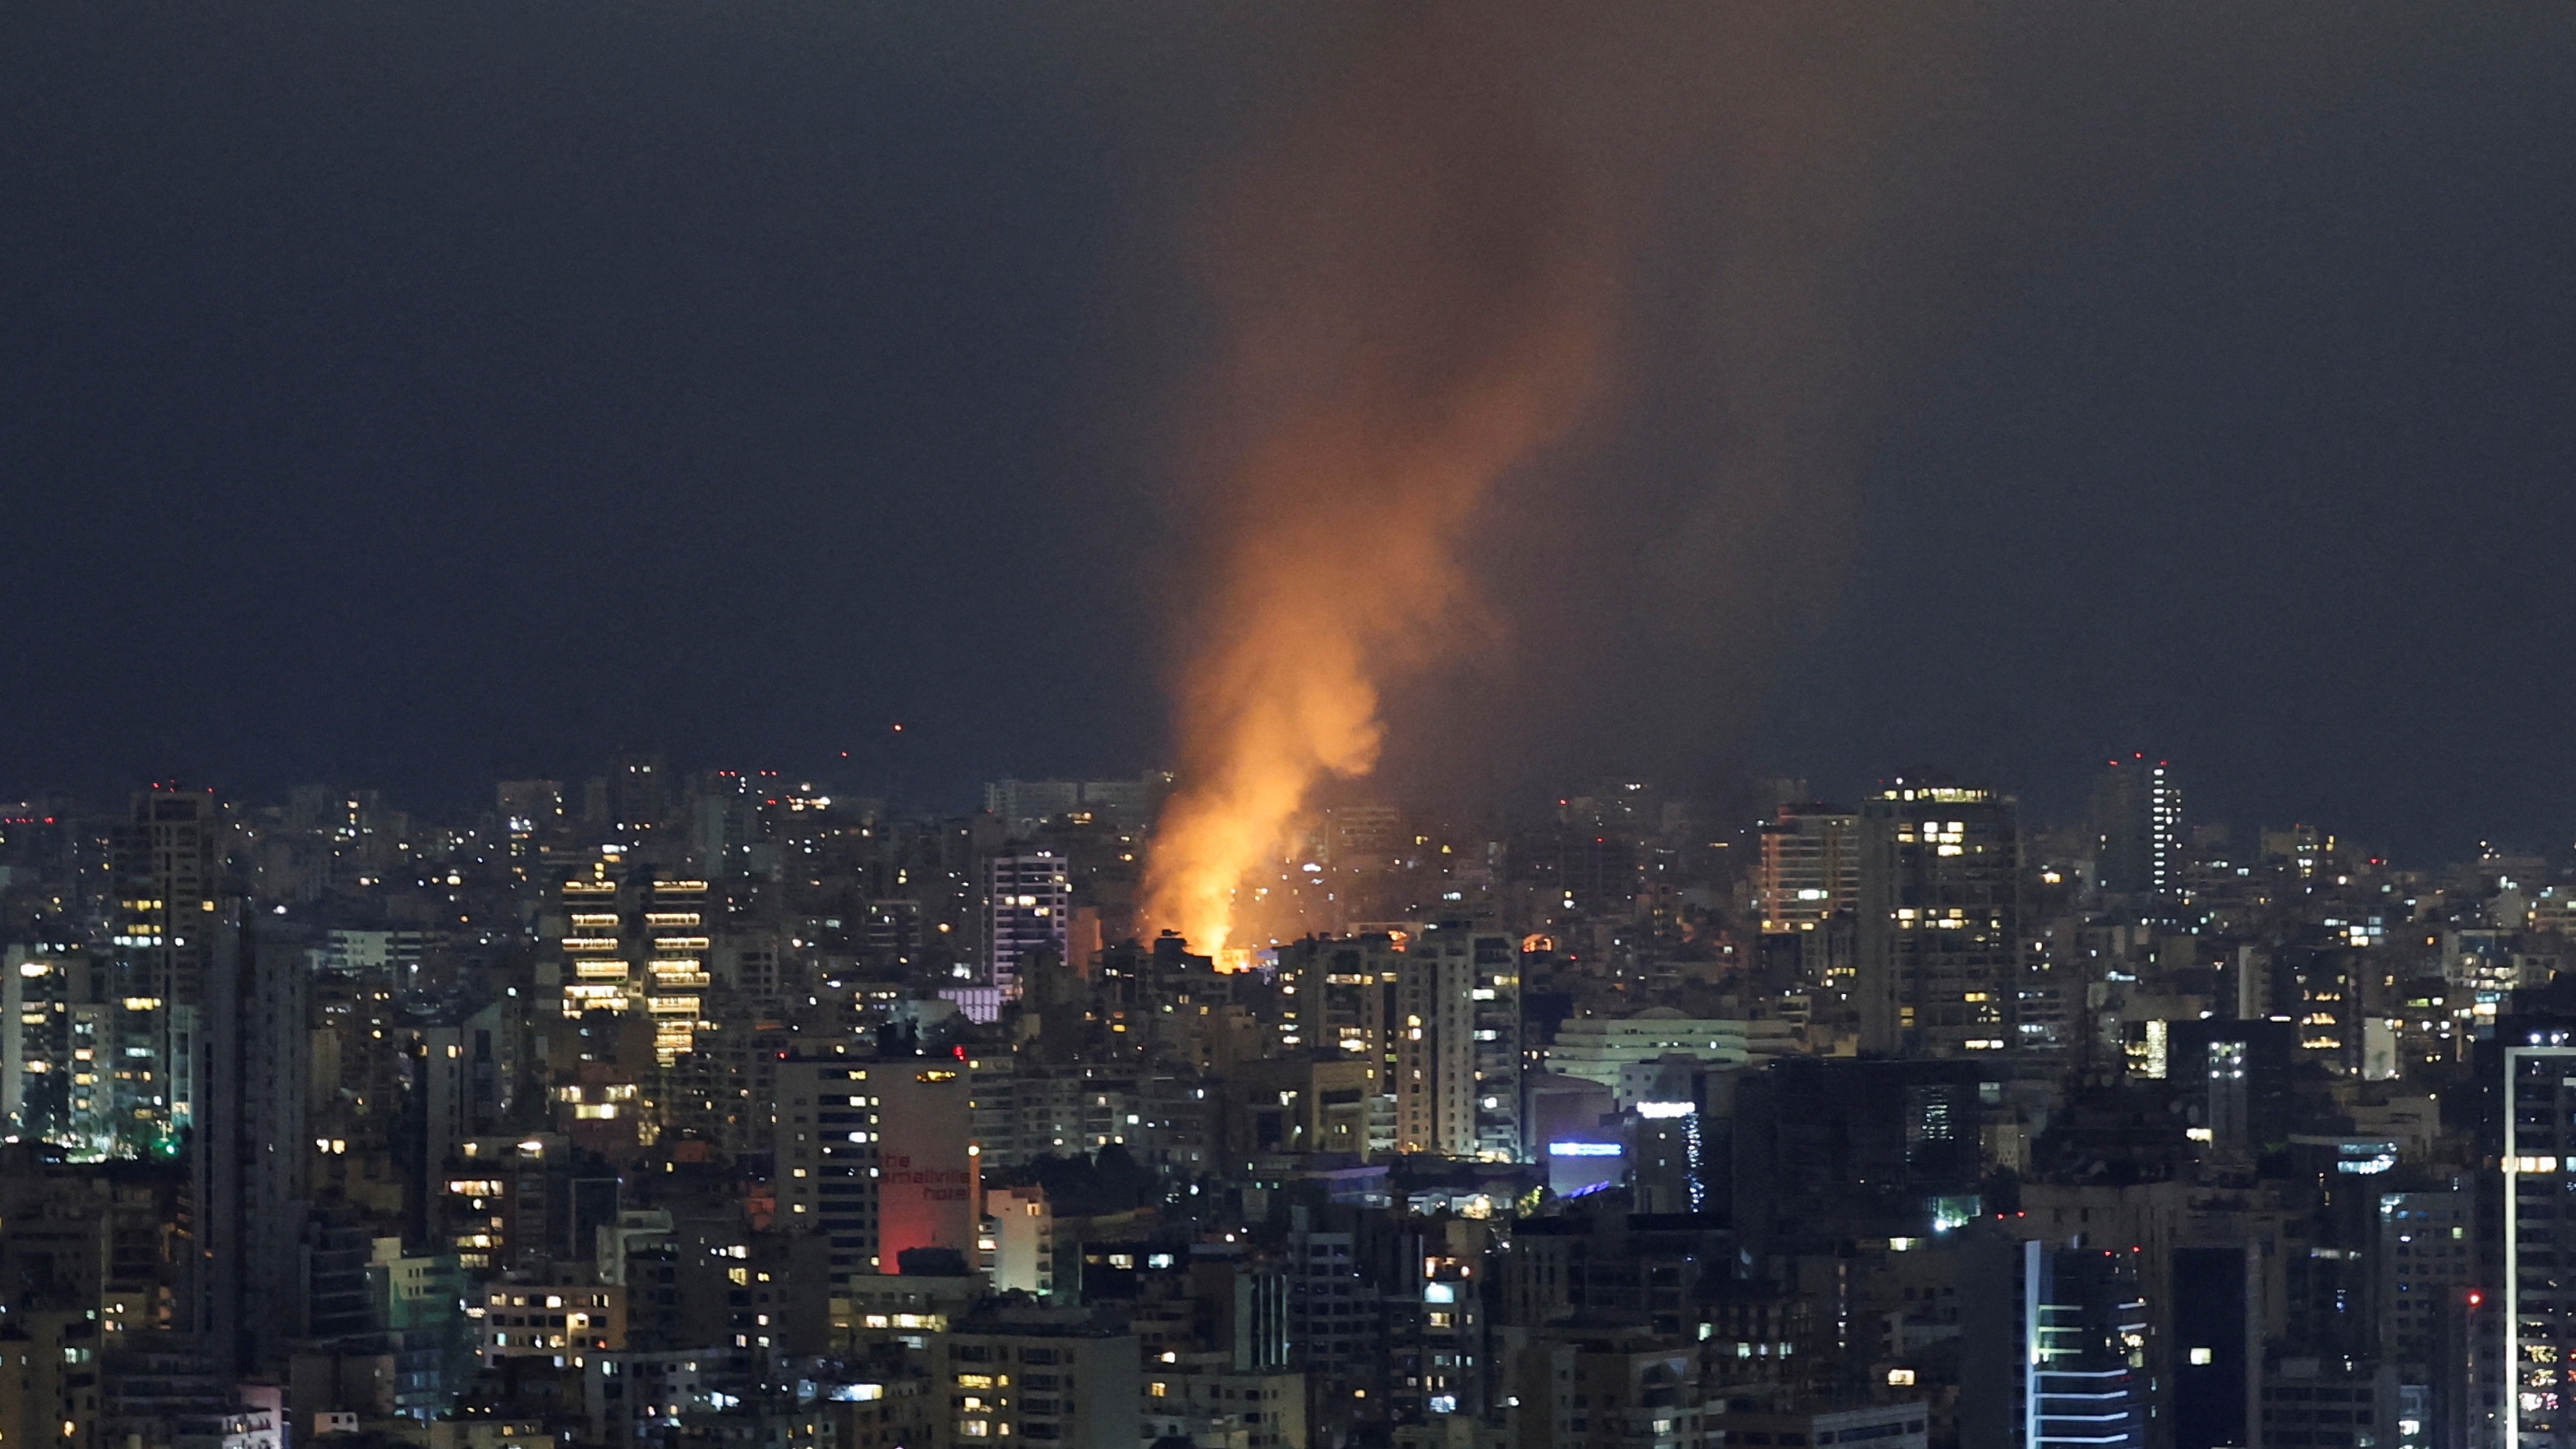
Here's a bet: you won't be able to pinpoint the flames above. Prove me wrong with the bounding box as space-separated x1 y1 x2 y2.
1139 12 1608 956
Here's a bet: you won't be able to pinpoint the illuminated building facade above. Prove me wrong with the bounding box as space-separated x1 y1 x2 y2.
1274 928 1514 1161
774 1059 976 1295
1543 1014 1760 1094
2 942 114 1155
1464 928 1524 1162
1387 924 1521 1161
108 786 223 1157
1276 934 1399 1064
1394 927 1478 1158
552 870 715 1066
475 1282 624 1366
2494 1030 2576 1449
984 851 1070 1000
934 1319 1141 1449
1962 1235 2150 1449
1756 804 1860 932
440 1134 573 1273
1856 780 2024 1057
1631 1094 1708 1214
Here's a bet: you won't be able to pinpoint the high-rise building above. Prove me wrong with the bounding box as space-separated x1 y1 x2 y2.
416 1001 514 1171
985 852 1070 999
551 869 715 1066
1730 1057 1985 1247
1393 927 1478 1159
194 909 309 1373
985 1184 1058 1299
1274 927 1515 1161
1276 934 1398 1065
685 771 761 876
2 943 114 1156
1756 803 1861 991
773 1058 975 1295
2169 1018 2296 1157
435 1134 579 1275
1856 779 2024 1056
108 787 223 1157
590 753 675 842
1961 1234 2151 1449
1466 931 1523 1162
2487 1024 2576 1449
2377 1184 2477 1449
2090 755 2185 901
2261 824 2330 881
2170 1243 2256 1449
1756 803 1860 933
1401 922 1514 1160
368 1237 472 1418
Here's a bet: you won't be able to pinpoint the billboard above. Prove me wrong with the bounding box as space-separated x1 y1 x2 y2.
876 1068 978 1264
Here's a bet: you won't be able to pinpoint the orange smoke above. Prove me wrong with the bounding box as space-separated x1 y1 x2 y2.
1141 14 1610 955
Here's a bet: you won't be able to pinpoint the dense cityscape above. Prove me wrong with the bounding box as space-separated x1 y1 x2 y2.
0 756 2556 1449
12 2 2576 1449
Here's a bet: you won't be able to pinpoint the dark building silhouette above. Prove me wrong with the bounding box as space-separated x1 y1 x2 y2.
1732 1056 1985 1247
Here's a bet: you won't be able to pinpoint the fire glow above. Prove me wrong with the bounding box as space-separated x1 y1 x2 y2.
1138 15 1608 958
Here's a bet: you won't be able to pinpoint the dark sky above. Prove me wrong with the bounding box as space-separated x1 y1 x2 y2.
4 5 2573 862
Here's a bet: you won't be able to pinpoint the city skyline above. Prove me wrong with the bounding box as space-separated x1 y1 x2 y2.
2 10 2573 1444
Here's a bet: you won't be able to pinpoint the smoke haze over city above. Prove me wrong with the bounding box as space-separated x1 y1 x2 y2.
4 4 2574 858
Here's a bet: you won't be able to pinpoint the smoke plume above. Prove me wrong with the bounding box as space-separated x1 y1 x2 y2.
1137 5 1948 953
1138 14 1611 954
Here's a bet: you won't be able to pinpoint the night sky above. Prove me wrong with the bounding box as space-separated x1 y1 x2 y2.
5 5 2574 862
